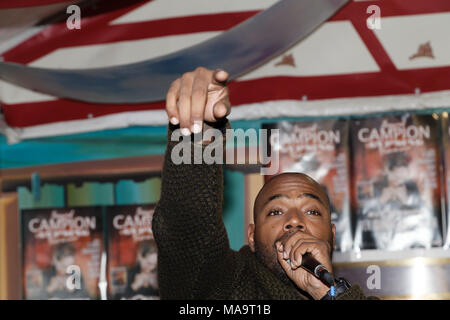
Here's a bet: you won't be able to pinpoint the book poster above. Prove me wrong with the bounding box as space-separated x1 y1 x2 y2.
263 119 352 251
106 205 159 300
351 113 443 250
441 114 450 248
21 207 103 300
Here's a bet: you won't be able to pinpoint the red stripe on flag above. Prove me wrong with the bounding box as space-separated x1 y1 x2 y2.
2 99 165 127
3 12 258 65
229 67 450 106
4 66 450 128
346 14 397 73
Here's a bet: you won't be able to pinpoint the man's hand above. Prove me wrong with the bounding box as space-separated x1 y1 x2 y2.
132 273 149 291
275 231 333 300
166 67 231 136
47 275 66 294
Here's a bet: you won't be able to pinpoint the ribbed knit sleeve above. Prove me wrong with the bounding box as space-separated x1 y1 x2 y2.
152 121 233 299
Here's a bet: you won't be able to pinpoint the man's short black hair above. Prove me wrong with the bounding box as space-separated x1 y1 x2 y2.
138 239 158 257
53 242 75 261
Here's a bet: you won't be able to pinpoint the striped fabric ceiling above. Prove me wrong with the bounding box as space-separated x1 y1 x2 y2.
1 0 450 142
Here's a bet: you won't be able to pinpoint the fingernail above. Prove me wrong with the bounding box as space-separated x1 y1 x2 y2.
283 251 288 260
192 122 202 134
170 117 179 125
181 128 191 136
278 244 283 252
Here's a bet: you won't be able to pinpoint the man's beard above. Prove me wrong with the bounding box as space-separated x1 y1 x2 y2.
254 240 292 285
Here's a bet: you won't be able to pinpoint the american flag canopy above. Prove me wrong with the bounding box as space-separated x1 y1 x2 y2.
1 0 450 142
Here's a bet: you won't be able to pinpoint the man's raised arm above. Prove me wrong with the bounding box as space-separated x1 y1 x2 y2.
152 68 233 299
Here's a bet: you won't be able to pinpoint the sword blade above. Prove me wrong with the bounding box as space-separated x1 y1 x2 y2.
0 0 349 104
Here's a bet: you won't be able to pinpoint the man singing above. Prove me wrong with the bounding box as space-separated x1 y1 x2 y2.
152 67 376 300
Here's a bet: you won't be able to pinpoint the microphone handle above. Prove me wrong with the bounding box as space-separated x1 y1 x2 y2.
300 253 335 287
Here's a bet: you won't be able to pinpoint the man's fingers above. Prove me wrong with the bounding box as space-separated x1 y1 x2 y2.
290 242 315 270
213 101 228 119
213 69 229 85
290 241 331 272
276 243 292 272
191 79 208 133
178 73 194 135
281 232 315 261
212 87 230 120
166 67 230 128
166 79 180 125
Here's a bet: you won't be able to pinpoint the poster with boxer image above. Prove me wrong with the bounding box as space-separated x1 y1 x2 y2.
106 204 159 300
351 113 443 251
21 207 103 300
263 119 352 252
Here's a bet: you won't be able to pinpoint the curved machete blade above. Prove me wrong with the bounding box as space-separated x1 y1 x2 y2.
0 0 348 104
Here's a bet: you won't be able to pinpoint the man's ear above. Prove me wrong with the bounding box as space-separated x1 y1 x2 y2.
247 224 256 252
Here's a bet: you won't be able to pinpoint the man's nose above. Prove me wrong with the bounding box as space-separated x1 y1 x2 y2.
283 209 306 232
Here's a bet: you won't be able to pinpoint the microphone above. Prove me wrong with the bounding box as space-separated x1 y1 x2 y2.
297 253 335 287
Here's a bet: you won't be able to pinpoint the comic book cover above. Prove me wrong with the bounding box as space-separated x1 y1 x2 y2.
106 205 159 300
21 207 103 300
263 119 352 252
441 114 450 248
351 113 443 251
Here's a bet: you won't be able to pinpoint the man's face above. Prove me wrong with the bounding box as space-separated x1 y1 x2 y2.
387 165 409 186
248 173 335 282
54 255 75 276
138 252 158 274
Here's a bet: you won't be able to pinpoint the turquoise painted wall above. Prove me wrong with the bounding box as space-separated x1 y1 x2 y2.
115 177 161 205
17 184 65 210
223 170 245 251
67 182 115 206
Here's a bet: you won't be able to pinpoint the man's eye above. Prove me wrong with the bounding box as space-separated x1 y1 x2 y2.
306 210 321 216
268 209 283 216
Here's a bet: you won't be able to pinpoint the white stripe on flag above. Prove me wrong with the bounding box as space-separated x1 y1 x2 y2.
110 0 278 25
238 21 380 80
30 31 221 69
374 12 450 70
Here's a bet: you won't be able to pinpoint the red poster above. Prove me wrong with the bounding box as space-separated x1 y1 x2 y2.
351 113 443 250
106 205 159 300
21 207 103 299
